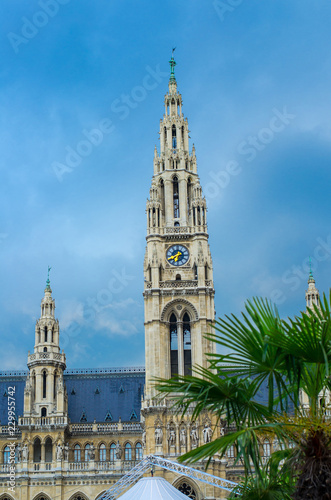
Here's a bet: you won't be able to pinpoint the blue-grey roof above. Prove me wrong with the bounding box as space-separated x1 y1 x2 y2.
0 368 145 425
0 373 26 425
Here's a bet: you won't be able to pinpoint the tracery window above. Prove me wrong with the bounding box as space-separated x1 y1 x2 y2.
110 443 116 462
172 125 177 149
173 176 179 218
170 313 178 377
84 443 90 461
263 440 271 457
124 443 132 461
4 445 10 463
135 442 143 460
99 443 106 462
74 444 81 462
45 437 52 463
183 313 192 376
227 445 235 458
42 370 47 398
33 438 41 463
177 481 197 499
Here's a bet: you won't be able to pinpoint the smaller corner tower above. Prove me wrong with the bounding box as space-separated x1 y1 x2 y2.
23 268 67 421
305 260 320 311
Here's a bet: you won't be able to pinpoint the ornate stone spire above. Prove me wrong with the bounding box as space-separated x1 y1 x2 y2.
305 259 320 311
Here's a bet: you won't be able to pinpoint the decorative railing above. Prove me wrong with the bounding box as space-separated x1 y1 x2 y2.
19 416 68 427
122 422 142 431
160 280 198 288
65 366 145 375
1 425 21 435
147 226 208 236
28 352 65 363
69 462 90 471
97 423 118 432
70 422 142 434
71 423 93 433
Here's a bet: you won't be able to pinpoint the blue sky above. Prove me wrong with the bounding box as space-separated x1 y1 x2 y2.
1 0 331 370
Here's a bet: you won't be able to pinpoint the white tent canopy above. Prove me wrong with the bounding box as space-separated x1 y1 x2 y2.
118 477 191 500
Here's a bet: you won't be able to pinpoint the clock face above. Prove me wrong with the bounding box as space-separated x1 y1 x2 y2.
166 245 189 266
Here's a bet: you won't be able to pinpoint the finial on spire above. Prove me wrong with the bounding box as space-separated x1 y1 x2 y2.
308 256 315 283
46 266 51 290
169 48 177 82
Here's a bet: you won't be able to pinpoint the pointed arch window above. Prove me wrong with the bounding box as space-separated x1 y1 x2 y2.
135 442 143 460
263 440 271 457
183 313 192 376
34 438 41 463
84 443 90 461
173 176 179 218
172 125 177 149
110 443 116 462
74 444 81 462
124 443 132 461
45 437 52 462
187 178 192 216
4 445 10 463
53 372 57 399
42 370 47 398
170 313 178 377
99 443 106 462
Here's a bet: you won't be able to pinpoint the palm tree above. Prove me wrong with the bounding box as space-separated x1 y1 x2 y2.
155 292 331 499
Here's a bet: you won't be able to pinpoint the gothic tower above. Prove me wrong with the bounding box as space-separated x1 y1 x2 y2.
141 57 224 496
143 55 216 399
23 272 68 422
305 263 320 311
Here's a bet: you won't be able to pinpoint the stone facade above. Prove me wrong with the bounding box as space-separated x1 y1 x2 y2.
0 59 320 500
0 59 228 500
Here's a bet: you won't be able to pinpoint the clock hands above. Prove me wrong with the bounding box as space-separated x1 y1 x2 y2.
168 251 182 262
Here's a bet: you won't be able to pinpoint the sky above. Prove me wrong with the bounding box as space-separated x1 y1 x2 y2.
0 0 331 371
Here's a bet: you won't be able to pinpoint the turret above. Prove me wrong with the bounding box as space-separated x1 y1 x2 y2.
305 260 320 311
23 268 67 420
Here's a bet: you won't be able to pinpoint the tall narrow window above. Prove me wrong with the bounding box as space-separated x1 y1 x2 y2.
42 371 47 398
99 443 106 462
170 313 178 377
45 437 52 463
193 264 198 280
4 446 10 463
187 179 192 217
74 444 81 462
160 179 165 215
110 443 116 462
263 440 271 457
41 407 47 417
135 442 143 460
85 444 90 461
173 177 179 218
32 372 36 401
172 125 177 149
34 438 41 463
44 326 48 342
53 372 57 399
125 443 132 461
197 206 201 225
164 126 167 144
183 313 192 376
